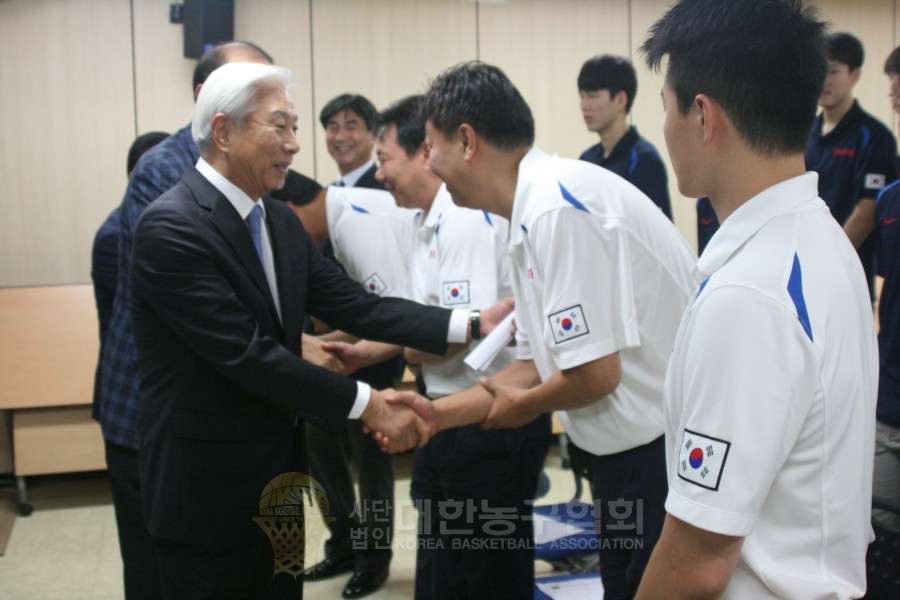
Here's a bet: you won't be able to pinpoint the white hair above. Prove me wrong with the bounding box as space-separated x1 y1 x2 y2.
192 62 293 154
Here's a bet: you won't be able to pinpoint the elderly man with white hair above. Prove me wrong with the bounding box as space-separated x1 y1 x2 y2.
130 62 502 600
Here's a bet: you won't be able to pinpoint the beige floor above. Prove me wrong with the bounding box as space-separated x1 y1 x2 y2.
0 443 587 599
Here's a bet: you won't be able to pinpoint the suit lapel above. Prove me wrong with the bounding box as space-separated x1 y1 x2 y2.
185 168 283 332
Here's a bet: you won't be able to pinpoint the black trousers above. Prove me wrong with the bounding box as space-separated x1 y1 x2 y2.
105 439 163 600
411 414 552 600
304 419 394 572
154 535 303 600
587 435 667 600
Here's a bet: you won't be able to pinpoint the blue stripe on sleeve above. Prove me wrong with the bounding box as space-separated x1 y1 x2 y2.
558 182 589 212
628 149 638 176
787 253 813 342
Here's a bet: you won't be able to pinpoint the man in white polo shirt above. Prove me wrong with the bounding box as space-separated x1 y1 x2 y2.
634 1 878 598
384 64 697 599
376 94 552 600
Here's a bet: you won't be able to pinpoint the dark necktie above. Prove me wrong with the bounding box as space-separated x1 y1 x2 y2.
246 204 266 269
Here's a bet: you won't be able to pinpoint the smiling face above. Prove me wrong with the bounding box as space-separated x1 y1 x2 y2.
375 125 429 209
325 108 375 175
226 86 299 199
424 120 479 209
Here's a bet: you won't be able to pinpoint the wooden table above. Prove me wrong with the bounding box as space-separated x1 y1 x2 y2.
0 285 105 514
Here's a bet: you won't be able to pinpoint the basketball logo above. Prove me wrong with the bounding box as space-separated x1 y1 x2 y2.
253 472 334 578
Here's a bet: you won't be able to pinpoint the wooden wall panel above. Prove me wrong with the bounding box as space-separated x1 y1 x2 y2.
309 0 477 184
0 0 897 286
630 0 695 243
478 0 630 161
235 0 317 178
132 0 197 135
0 0 134 287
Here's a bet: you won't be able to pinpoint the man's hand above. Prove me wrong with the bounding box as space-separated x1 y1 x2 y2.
382 390 437 443
480 377 539 429
360 388 432 453
321 340 367 376
323 340 403 375
302 333 344 373
479 297 515 338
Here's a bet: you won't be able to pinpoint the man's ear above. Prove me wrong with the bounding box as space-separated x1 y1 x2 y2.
614 90 629 112
211 113 231 152
458 123 477 161
694 94 723 144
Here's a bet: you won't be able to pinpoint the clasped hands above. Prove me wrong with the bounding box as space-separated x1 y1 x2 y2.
360 388 437 453
363 377 539 454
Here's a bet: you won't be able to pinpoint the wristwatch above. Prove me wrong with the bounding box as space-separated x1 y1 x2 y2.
470 310 482 340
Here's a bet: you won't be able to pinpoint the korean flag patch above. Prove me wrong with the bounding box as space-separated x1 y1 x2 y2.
443 281 470 305
865 173 887 190
549 305 589 344
362 273 387 296
678 429 731 491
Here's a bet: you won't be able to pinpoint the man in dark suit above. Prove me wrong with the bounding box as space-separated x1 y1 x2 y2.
131 62 497 600
97 41 274 600
303 92 398 598
320 93 382 188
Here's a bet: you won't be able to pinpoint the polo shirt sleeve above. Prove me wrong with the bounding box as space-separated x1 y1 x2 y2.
529 207 640 371
666 285 816 537
857 126 897 202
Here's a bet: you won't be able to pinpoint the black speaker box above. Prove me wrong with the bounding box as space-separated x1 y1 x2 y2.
183 0 234 59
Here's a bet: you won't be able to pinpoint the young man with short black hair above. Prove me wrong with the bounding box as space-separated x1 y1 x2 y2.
578 55 672 219
637 2 877 597
805 32 896 297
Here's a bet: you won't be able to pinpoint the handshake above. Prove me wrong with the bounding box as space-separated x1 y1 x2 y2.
359 372 540 453
360 388 437 453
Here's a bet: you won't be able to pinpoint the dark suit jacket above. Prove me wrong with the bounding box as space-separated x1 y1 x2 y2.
354 162 386 191
131 166 451 546
91 207 120 413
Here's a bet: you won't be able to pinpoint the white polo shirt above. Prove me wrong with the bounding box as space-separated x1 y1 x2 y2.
324 185 472 417
410 184 515 397
326 186 418 300
509 147 696 455
664 173 877 599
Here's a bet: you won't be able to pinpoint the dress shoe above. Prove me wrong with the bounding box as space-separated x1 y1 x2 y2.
341 568 389 599
302 556 355 581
